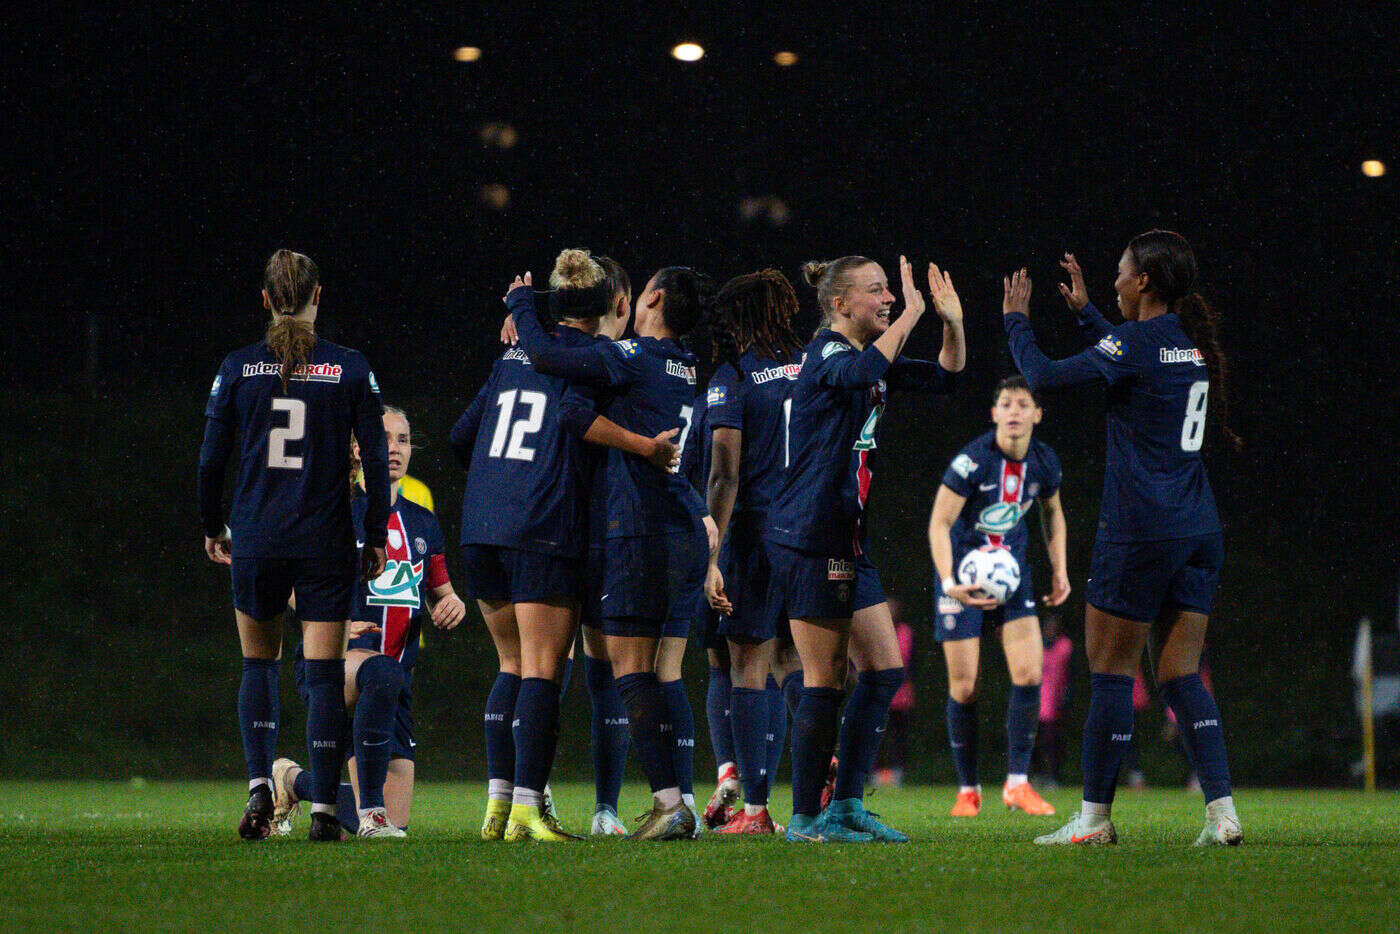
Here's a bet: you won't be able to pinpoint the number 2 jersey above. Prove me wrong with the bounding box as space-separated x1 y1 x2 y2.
767 328 955 558
1005 303 1220 543
199 339 390 557
941 430 1061 563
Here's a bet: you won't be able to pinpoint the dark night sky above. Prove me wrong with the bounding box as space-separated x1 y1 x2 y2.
6 2 1398 622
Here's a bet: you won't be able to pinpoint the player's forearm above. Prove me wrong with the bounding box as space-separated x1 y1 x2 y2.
197 417 234 536
1047 513 1068 576
872 309 921 364
928 521 956 582
582 416 653 459
1004 314 1103 390
356 421 392 548
705 472 739 557
938 318 966 373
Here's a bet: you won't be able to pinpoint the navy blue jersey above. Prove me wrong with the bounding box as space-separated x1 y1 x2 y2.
510 289 708 536
941 431 1061 561
199 339 390 557
681 389 711 494
346 491 450 674
1006 304 1220 542
767 328 955 557
449 328 599 558
705 352 801 517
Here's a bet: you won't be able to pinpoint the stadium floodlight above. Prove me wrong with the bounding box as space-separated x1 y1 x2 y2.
773 51 798 66
671 42 705 62
454 46 483 62
1361 159 1386 178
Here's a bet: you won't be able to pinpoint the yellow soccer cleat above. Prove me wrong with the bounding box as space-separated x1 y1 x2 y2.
504 803 581 842
480 798 511 841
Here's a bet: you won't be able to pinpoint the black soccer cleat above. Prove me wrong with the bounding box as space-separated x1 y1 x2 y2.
308 811 346 842
238 785 274 841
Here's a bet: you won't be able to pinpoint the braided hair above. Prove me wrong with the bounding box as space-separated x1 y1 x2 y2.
711 268 804 366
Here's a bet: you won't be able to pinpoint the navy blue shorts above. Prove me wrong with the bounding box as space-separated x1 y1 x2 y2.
695 592 723 651
579 545 606 630
1086 532 1224 623
716 515 787 644
294 658 416 761
231 553 356 622
933 565 1039 642
460 544 581 604
601 526 707 639
764 542 885 621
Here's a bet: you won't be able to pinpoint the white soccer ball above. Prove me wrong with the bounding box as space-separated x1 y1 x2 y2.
956 546 1021 606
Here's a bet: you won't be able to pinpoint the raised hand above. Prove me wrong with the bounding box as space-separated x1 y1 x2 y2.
1057 253 1088 311
1002 268 1031 317
506 271 533 298
898 255 926 319
927 263 963 323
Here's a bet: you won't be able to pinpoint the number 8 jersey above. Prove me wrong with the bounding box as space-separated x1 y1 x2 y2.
1009 302 1220 543
201 338 390 557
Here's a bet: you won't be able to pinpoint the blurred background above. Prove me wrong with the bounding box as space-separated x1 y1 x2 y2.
4 3 1398 786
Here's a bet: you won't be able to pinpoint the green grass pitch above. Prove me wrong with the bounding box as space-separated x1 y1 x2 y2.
2 781 1398 932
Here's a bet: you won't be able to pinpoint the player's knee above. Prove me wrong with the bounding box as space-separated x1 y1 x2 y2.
1009 664 1042 687
356 653 404 697
948 678 978 704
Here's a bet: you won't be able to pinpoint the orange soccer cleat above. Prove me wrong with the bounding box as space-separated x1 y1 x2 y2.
1002 781 1056 816
819 756 839 811
716 807 778 835
950 787 982 817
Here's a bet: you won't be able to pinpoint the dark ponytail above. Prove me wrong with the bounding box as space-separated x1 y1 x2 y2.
653 266 717 342
262 249 320 393
1127 230 1242 452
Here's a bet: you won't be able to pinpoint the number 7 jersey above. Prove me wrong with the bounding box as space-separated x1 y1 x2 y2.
1083 311 1221 542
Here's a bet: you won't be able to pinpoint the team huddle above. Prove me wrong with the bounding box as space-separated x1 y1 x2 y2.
199 230 1242 846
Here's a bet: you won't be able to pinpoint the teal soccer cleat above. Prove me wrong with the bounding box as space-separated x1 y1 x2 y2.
824 798 910 842
785 812 874 843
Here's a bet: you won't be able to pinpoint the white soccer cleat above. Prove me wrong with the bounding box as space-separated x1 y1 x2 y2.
590 806 628 836
1193 812 1243 847
356 808 407 838
1033 812 1117 846
270 757 301 836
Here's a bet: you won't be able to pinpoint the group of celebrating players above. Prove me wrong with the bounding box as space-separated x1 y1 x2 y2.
199 229 1243 847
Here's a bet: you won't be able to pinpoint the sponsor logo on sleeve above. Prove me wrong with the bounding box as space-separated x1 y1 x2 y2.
614 339 639 357
821 340 850 359
1095 336 1123 358
707 384 728 406
827 558 855 581
950 454 979 478
209 374 221 396
1159 347 1205 366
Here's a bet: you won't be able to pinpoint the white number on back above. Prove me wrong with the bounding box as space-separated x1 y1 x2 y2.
782 398 793 468
675 405 694 473
268 397 306 470
488 389 548 461
1181 380 1209 452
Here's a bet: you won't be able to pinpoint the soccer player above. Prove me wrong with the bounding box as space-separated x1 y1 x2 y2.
510 264 719 841
928 375 1069 818
767 255 965 842
457 250 679 842
701 269 806 835
272 406 466 837
198 249 390 842
1003 239 1243 846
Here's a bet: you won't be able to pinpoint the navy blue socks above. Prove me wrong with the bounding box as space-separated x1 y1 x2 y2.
294 770 358 831
1160 673 1232 803
1081 672 1135 805
781 670 802 716
765 674 786 793
660 679 695 798
946 697 979 787
731 686 770 805
558 655 574 703
352 655 403 811
1005 683 1041 779
484 672 521 796
238 658 279 785
833 667 903 800
513 677 561 795
303 659 346 806
616 672 678 794
585 655 628 810
706 666 735 770
790 686 842 817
